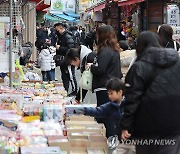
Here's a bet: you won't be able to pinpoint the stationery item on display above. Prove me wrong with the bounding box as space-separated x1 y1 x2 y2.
53 105 63 122
11 102 24 116
22 115 40 123
0 81 109 153
0 93 24 109
21 147 61 154
43 105 54 121
0 119 17 131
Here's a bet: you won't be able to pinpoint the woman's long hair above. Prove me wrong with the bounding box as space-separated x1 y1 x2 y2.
136 31 161 57
97 25 121 52
158 24 173 47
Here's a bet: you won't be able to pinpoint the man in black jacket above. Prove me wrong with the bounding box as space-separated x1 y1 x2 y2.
54 23 77 95
84 28 96 51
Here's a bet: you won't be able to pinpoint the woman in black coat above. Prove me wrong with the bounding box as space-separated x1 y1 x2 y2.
89 25 123 107
121 31 180 154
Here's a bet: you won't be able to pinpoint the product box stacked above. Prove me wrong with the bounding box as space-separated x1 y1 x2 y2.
0 84 108 154
48 115 108 154
0 83 73 153
0 83 75 123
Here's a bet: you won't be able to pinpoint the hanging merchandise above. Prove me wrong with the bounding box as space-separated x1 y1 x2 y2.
12 60 24 86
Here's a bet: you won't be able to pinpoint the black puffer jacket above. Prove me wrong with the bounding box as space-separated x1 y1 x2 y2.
56 31 74 56
91 47 123 91
120 47 180 138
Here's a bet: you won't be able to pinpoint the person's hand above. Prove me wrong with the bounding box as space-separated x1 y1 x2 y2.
86 63 93 69
121 130 131 140
74 107 85 115
56 45 60 50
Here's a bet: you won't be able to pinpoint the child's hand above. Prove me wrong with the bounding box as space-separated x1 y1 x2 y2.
121 130 131 140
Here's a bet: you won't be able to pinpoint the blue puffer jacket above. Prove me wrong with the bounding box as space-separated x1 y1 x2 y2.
84 101 123 138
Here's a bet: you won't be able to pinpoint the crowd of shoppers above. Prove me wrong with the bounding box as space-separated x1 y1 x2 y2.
35 22 180 154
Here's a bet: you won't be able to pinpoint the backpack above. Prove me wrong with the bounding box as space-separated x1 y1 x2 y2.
20 42 33 65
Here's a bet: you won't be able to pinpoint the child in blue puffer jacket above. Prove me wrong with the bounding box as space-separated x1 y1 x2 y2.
75 77 124 138
75 78 135 154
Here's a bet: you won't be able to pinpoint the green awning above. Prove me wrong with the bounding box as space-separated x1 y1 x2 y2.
44 14 60 21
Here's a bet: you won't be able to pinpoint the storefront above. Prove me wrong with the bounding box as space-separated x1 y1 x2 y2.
84 0 106 31
103 1 120 33
147 0 180 42
118 0 146 39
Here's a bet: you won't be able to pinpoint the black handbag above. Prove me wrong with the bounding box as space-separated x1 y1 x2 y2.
53 55 65 66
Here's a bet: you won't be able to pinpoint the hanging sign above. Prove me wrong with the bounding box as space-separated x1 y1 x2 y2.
167 5 180 26
50 0 76 13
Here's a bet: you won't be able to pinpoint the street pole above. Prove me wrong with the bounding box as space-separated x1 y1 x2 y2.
9 0 13 88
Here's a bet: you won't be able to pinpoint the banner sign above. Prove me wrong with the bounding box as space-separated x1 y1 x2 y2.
167 5 179 26
50 0 76 13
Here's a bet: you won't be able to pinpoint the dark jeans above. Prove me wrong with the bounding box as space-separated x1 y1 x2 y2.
41 71 52 81
60 65 77 93
50 69 55 81
96 90 110 107
75 89 88 102
136 134 180 154
96 90 110 125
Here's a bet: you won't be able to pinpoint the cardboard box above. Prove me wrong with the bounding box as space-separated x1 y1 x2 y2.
48 136 70 153
21 147 61 154
70 148 87 154
66 124 106 136
88 136 108 152
68 133 89 139
68 115 95 121
65 120 97 126
87 147 107 154
69 138 89 148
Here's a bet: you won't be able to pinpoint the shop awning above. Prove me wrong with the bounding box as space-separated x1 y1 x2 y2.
94 3 106 12
29 0 50 11
44 14 60 21
52 14 76 22
118 0 145 6
63 12 80 19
